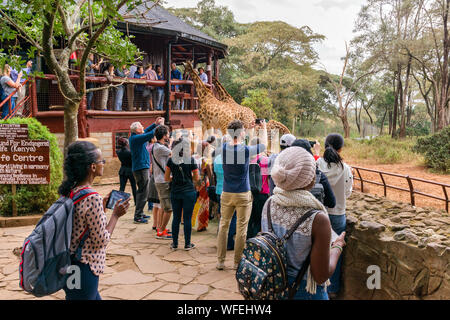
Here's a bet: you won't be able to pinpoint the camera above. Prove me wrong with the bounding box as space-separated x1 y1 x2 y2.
309 140 317 147
255 118 264 124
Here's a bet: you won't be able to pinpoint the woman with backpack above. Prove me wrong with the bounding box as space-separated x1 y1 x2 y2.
247 137 270 239
316 133 353 297
59 141 130 300
261 147 346 300
164 138 200 250
291 139 336 209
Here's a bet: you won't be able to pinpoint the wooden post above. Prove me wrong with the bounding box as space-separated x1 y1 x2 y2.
207 50 213 86
12 184 17 217
165 41 172 124
31 78 38 117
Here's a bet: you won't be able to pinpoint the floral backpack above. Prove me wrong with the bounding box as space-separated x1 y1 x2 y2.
236 199 316 300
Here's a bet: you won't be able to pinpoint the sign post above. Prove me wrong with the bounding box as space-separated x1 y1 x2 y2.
0 124 50 216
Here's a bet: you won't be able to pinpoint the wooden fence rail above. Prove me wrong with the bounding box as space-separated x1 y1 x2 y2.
352 166 450 213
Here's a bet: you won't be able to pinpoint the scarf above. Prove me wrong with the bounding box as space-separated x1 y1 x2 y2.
271 187 332 295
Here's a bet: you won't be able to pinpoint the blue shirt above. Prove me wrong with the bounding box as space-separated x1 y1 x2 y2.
129 123 157 172
171 68 182 90
134 72 146 92
157 73 164 92
213 154 224 195
222 142 266 193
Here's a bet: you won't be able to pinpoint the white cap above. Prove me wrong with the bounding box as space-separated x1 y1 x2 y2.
280 134 296 148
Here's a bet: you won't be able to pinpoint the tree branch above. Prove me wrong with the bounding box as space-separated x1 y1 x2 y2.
0 9 43 51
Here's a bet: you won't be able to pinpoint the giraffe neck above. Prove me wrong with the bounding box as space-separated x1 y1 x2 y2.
186 65 213 102
213 78 234 103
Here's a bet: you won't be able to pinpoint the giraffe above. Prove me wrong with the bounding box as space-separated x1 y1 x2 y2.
212 77 256 129
212 77 291 152
183 61 240 136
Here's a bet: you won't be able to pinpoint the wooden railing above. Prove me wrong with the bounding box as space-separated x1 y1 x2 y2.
352 166 450 213
0 78 32 119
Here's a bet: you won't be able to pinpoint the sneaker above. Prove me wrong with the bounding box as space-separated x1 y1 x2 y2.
133 218 148 224
184 243 196 251
170 243 178 250
216 262 225 270
143 214 150 219
156 229 172 240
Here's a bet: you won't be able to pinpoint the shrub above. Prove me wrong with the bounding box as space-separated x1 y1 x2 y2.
414 126 450 173
0 118 63 216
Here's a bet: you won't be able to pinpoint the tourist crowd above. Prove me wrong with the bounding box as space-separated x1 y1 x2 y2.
1 60 33 119
59 116 353 301
1 55 206 118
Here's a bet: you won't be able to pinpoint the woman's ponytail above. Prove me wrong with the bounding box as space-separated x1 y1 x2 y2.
322 133 344 169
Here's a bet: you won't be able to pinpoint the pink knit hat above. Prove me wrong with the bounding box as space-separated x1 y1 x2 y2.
271 147 316 191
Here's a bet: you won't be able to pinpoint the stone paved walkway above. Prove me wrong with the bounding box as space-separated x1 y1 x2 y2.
0 183 243 300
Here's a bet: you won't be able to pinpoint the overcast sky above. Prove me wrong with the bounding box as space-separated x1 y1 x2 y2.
166 0 365 75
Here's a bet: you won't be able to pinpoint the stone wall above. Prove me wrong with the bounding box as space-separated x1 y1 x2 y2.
340 192 450 300
53 132 114 160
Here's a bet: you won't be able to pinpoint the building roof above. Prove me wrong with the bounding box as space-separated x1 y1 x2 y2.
118 2 227 53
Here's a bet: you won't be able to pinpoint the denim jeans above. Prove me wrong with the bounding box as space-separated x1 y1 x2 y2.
327 214 346 294
288 277 329 300
171 190 197 247
86 83 94 110
1 95 16 119
156 90 164 110
115 85 124 111
63 259 101 300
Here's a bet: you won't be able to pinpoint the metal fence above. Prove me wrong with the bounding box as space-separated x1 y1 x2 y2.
353 166 449 213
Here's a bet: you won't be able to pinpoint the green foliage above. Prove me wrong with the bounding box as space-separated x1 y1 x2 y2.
241 89 276 120
414 126 450 173
0 118 63 216
167 0 243 40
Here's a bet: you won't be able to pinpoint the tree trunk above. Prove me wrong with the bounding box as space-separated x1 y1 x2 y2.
64 99 80 155
438 0 450 130
406 90 412 126
340 113 351 138
392 67 401 138
399 57 412 138
380 108 387 135
355 104 361 135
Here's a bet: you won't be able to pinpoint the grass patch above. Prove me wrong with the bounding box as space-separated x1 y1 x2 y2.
306 135 422 165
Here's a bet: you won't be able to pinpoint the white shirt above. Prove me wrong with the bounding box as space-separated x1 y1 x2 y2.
316 158 353 215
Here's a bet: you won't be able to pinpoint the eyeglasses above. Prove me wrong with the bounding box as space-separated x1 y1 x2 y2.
96 159 106 164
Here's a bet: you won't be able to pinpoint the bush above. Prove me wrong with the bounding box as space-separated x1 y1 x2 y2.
414 126 450 173
0 118 63 216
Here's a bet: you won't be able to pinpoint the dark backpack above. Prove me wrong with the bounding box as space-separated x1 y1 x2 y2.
310 172 325 204
19 187 98 297
249 158 263 193
236 199 317 300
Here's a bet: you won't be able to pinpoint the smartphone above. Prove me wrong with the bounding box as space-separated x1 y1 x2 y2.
106 190 131 209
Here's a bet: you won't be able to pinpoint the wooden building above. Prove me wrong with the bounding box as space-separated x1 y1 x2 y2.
25 3 228 159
